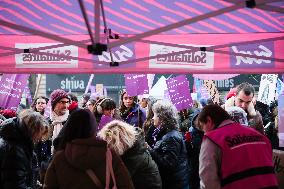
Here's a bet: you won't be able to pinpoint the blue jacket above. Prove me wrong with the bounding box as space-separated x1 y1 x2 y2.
150 129 189 189
121 104 146 127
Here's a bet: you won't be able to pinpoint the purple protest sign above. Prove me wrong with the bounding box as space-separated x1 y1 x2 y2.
166 75 193 111
124 74 149 96
0 74 29 110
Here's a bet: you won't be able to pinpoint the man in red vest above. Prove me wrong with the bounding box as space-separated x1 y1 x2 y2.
198 104 278 189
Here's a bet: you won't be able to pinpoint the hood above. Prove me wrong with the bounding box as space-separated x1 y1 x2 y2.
0 118 28 141
64 137 108 170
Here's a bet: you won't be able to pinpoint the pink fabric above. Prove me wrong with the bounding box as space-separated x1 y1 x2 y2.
206 123 277 189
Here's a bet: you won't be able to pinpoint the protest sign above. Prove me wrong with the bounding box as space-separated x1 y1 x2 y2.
124 74 149 96
0 74 29 110
166 75 193 111
258 74 278 105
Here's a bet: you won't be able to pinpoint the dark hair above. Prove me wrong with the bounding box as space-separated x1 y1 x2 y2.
119 90 138 113
93 98 116 123
58 109 97 150
31 96 48 109
82 93 91 101
143 97 158 133
31 96 49 114
67 92 78 102
100 98 116 111
236 82 255 97
88 99 96 107
198 105 231 128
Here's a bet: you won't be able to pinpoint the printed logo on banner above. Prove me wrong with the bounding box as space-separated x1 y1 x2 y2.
149 44 214 69
15 43 78 68
94 44 135 68
230 42 274 68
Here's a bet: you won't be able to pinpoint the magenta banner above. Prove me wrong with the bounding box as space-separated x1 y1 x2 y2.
0 74 29 110
124 74 149 97
166 75 193 111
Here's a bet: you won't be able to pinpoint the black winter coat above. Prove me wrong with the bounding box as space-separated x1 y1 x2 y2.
121 130 162 189
150 129 189 189
0 118 36 189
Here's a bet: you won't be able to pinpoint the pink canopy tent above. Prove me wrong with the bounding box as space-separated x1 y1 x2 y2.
0 0 283 73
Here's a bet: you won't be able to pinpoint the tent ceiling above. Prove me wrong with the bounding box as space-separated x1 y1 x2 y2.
0 0 283 73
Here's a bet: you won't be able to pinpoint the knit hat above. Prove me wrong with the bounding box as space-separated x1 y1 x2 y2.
50 89 69 110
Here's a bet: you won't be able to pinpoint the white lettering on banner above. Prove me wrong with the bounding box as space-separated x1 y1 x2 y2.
149 44 214 69
61 76 85 90
126 74 147 80
98 45 134 62
15 43 78 68
232 45 272 65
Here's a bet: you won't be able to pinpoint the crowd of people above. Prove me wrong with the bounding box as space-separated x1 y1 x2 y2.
0 82 281 189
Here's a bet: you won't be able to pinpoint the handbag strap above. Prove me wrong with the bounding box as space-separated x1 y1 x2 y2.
105 148 117 189
86 148 117 189
86 169 103 189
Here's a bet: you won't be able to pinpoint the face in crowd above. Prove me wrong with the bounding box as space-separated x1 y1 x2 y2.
54 98 70 116
86 100 95 112
35 98 47 113
123 92 135 108
234 90 254 111
139 98 148 108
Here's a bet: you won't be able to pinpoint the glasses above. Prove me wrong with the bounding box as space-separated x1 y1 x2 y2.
59 100 70 105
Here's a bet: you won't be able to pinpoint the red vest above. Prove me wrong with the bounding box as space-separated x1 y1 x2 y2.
205 123 278 189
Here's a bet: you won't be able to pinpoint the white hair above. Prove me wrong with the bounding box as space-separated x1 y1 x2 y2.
97 120 137 155
152 100 179 129
226 106 248 126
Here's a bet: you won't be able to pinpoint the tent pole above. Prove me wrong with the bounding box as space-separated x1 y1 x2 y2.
34 74 42 99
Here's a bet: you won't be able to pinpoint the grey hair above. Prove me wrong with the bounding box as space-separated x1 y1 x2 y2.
18 109 48 140
226 106 248 126
152 100 179 129
97 120 137 155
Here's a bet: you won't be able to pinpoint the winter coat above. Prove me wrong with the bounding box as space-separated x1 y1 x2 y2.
146 125 167 148
44 137 134 189
0 118 37 189
121 104 146 128
121 130 162 189
150 129 189 189
186 126 204 189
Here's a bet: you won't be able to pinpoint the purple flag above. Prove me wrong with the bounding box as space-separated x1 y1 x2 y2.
23 86 33 105
124 74 149 96
166 75 193 111
278 94 284 147
0 74 29 110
